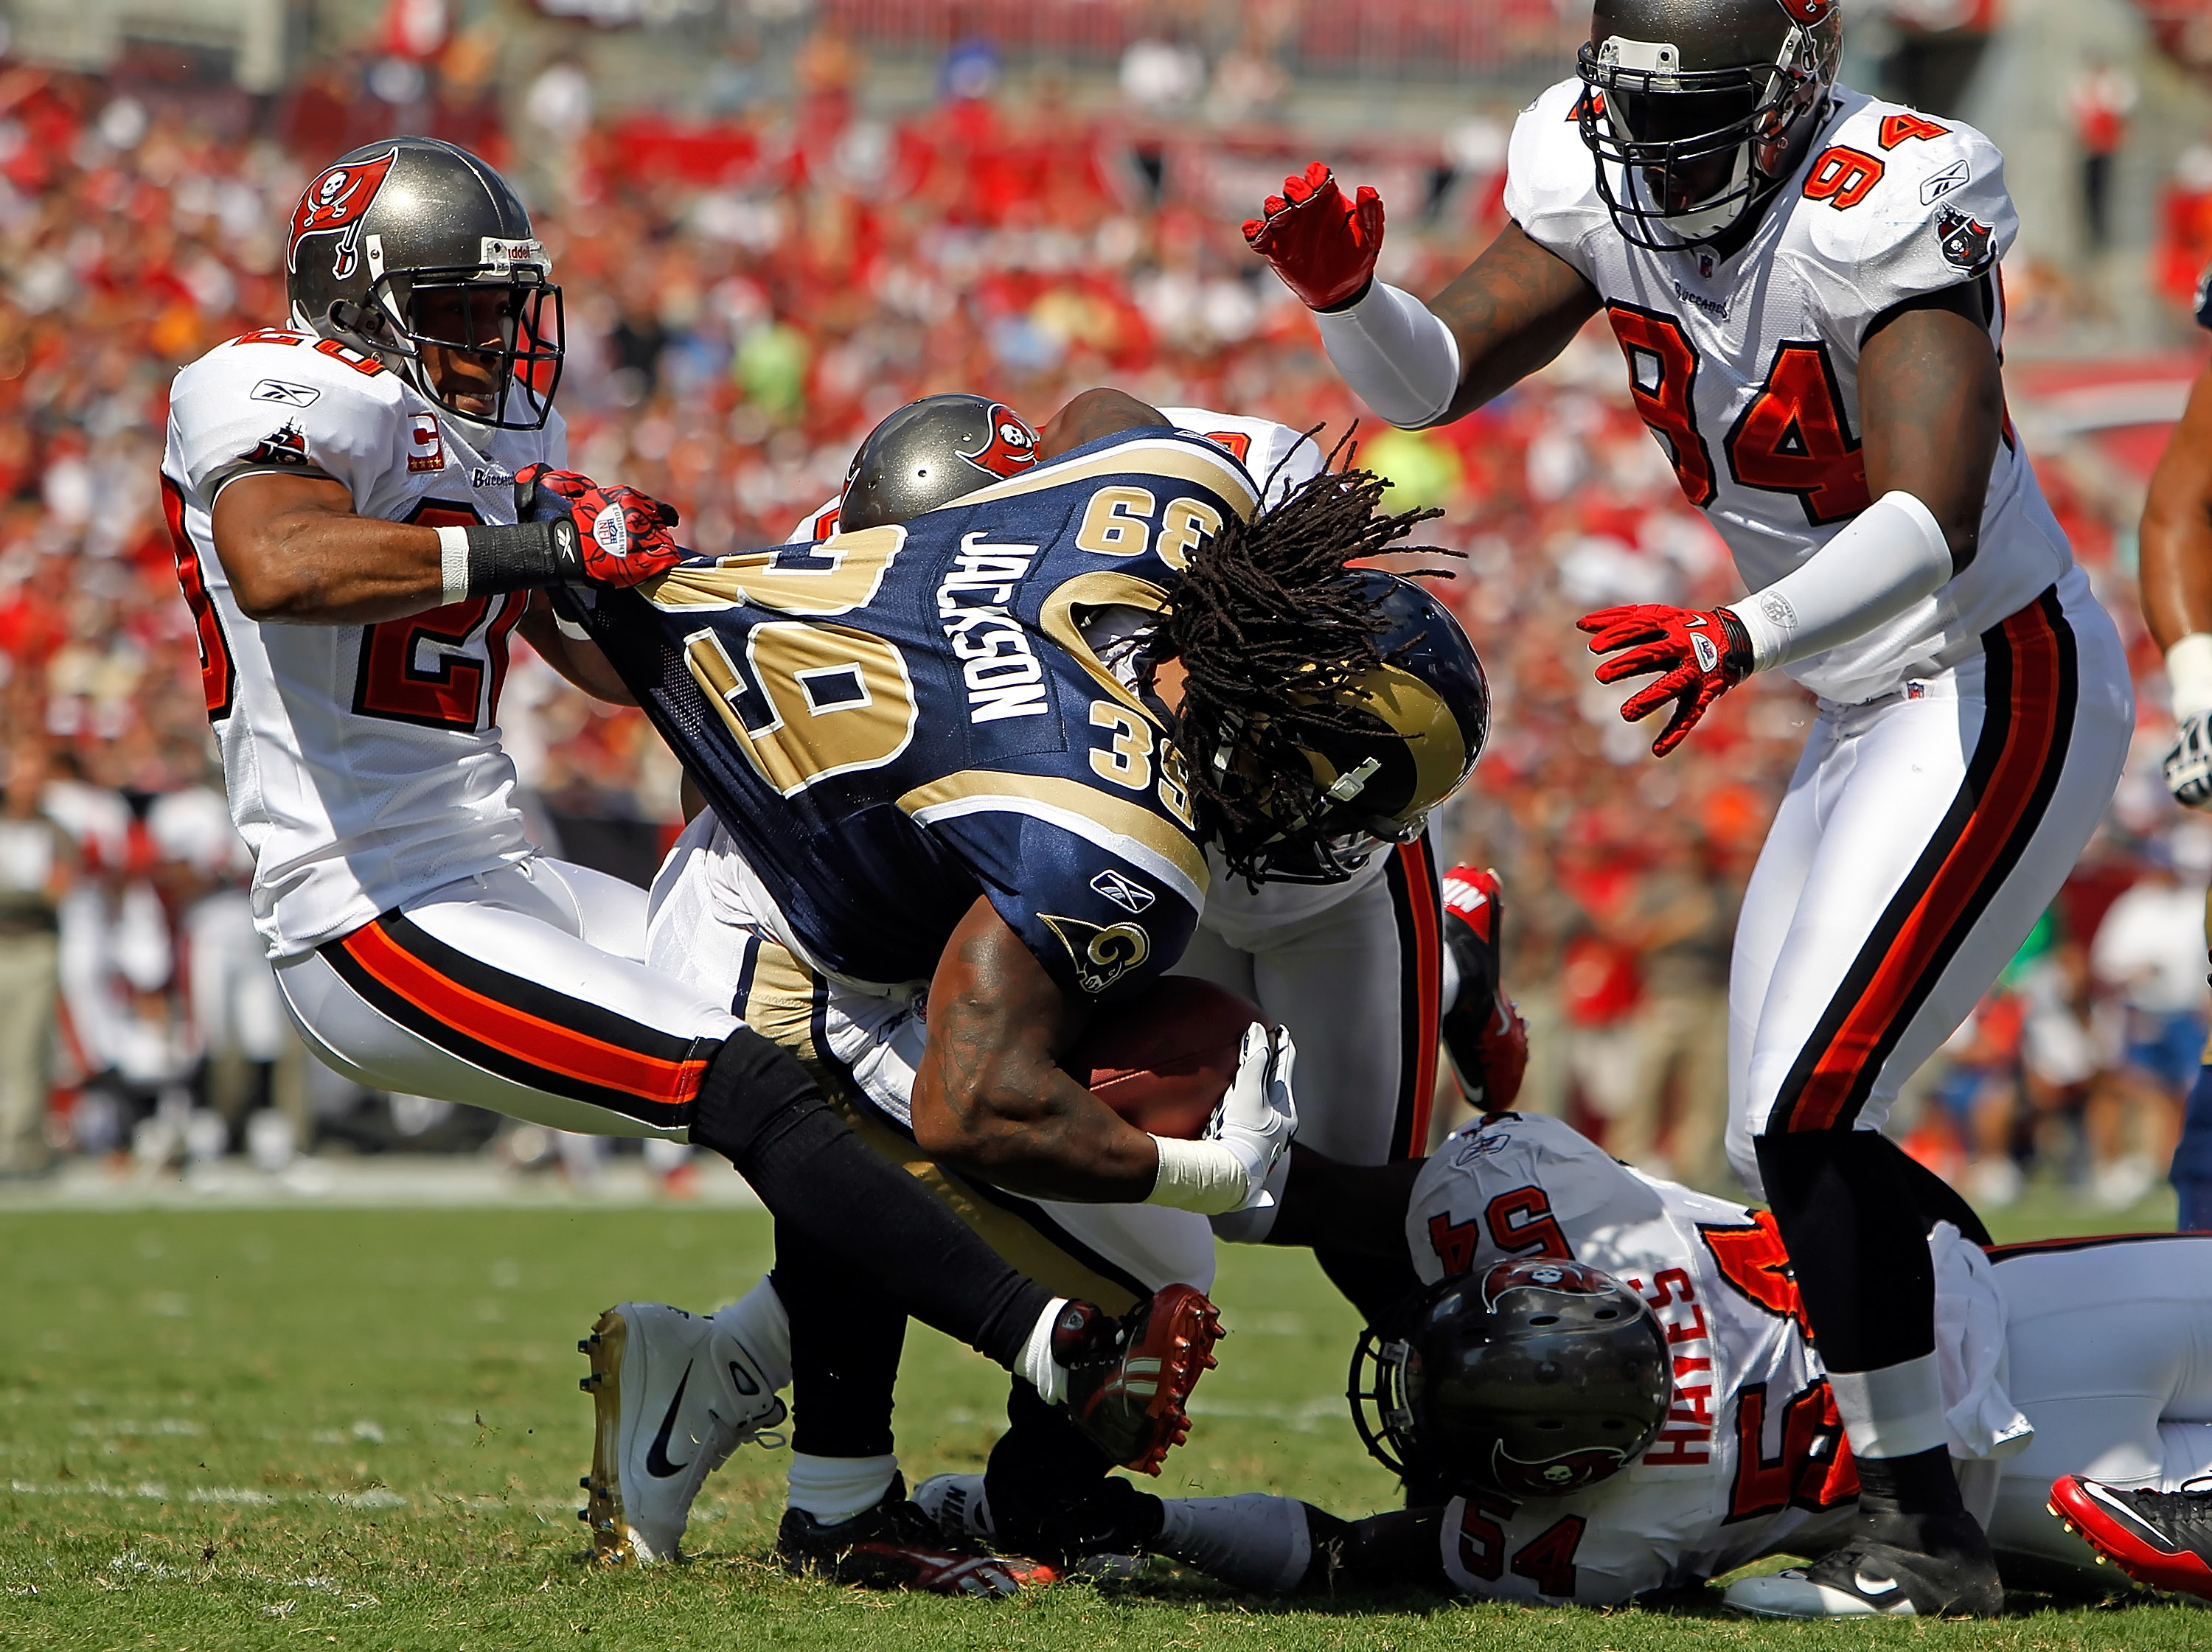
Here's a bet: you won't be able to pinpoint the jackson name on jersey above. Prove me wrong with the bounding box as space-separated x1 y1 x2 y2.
1508 81 2073 705
1405 1113 2029 1605
161 328 565 956
785 408 1389 950
578 426 1259 1003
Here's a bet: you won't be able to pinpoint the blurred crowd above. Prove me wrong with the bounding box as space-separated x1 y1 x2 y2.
0 42 2202 1206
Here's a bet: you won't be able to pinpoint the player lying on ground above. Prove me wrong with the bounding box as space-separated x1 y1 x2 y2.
919 1110 2212 1613
167 135 1229 1529
560 388 1492 1582
1245 0 2135 1617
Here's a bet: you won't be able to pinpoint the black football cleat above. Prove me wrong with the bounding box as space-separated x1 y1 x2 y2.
2050 1474 2212 1600
776 1473 1050 1596
1052 1283 1222 1475
1724 1537 2003 1617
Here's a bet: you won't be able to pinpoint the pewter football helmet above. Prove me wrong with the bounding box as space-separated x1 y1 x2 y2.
1577 0 1843 250
285 136 563 430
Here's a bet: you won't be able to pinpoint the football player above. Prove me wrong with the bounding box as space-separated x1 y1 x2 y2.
787 394 1530 1328
165 137 1222 1557
2132 265 2212 1234
563 388 1490 1580
921 1112 2212 1611
1245 0 2134 1615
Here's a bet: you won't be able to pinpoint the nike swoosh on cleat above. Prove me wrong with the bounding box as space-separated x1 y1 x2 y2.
1853 1571 1900 1596
645 1362 695 1479
2084 1481 2176 1549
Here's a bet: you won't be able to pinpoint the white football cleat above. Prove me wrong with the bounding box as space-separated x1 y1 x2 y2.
577 1301 786 1564
914 1472 996 1544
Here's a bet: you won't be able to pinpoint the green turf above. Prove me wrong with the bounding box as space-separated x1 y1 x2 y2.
1 1192 2201 1649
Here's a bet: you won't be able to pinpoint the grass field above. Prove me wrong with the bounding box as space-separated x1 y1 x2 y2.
2 1188 2204 1650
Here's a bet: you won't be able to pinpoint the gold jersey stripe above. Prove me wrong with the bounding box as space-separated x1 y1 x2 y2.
898 770 1208 902
1037 570 1173 728
951 435 1259 523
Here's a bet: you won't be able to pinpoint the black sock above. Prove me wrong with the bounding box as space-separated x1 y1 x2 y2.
692 1028 1054 1369
984 1379 1163 1564
1754 1129 1935 1375
773 1218 908 1460
1315 1247 1424 1334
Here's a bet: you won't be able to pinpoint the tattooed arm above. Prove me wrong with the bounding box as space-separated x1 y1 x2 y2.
1427 222 1603 422
909 895 1164 1201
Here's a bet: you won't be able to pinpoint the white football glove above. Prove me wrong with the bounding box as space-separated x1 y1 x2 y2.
1207 1023 1299 1209
2168 711 2212 809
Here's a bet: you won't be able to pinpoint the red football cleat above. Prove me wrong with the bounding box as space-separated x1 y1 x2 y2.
1055 1283 1223 1475
2049 1474 2212 1599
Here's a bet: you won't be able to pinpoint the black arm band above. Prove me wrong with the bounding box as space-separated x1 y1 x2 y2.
455 518 582 596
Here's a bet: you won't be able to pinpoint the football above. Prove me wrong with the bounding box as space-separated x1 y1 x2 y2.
1062 977 1263 1140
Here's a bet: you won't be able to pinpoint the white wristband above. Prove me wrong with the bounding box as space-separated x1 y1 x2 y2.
1728 489 1952 674
2168 634 2212 723
1145 1135 1251 1215
436 526 471 606
1312 279 1462 430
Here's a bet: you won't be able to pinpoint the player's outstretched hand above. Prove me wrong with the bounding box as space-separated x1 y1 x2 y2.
1242 161 1385 313
2167 711 2212 809
515 463 684 588
1209 1023 1298 1208
1577 602 1753 757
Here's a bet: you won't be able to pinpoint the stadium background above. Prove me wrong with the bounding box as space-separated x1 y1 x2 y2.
0 0 2205 1214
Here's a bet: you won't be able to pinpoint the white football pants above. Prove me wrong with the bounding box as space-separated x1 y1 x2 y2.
1986 1235 2212 1576
276 855 737 1141
1171 837 1444 1168
648 815 1211 1312
1728 569 2133 1190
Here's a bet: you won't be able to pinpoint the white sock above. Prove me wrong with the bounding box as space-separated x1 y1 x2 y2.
786 1451 899 1524
1020 1297 1071 1404
1829 1352 1950 1461
711 1275 793 1393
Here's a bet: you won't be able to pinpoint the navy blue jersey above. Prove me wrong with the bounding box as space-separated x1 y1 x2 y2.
577 427 1259 999
2197 261 2212 331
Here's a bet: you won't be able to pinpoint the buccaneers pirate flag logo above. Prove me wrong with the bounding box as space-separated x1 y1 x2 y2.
1936 206 1997 273
288 148 400 283
957 404 1042 479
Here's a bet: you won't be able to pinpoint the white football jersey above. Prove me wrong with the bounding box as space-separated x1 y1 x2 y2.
785 410 1363 947
1408 1113 2027 1604
161 330 566 956
1507 83 2073 705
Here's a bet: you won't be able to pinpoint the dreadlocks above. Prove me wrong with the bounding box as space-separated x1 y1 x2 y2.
1146 434 1453 882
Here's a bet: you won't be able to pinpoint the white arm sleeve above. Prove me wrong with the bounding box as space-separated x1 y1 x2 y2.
1728 490 1954 673
1312 280 1462 431
2166 633 2212 722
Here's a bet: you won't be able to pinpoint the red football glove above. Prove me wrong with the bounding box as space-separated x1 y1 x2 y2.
1242 161 1385 313
1577 604 1754 758
1440 865 1528 1112
515 463 684 588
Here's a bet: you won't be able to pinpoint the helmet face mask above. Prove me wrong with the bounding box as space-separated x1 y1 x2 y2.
1225 573 1488 883
286 139 565 431
1577 0 1841 251
1351 1258 1674 1499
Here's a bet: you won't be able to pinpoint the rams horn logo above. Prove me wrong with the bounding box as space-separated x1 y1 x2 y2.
1935 206 1995 273
288 147 400 282
1040 914 1150 996
957 405 1042 480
